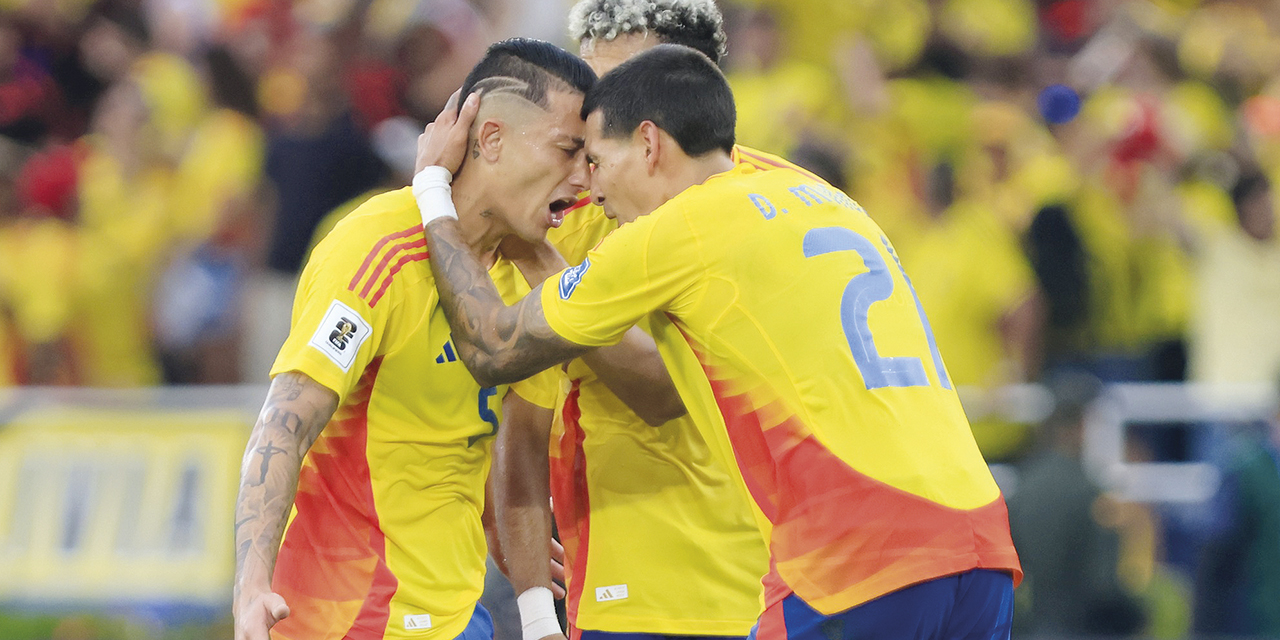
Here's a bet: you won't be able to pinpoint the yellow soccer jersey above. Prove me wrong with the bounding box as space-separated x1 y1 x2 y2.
540 162 1021 616
268 187 552 640
544 148 809 635
550 324 768 637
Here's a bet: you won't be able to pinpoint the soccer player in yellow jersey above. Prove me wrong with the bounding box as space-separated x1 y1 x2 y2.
232 39 601 640
412 46 1021 640
495 4 814 640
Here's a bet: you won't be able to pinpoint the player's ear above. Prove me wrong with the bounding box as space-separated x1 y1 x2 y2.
638 120 661 175
475 118 503 163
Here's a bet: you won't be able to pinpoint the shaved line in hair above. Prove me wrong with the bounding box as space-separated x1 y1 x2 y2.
471 75 575 112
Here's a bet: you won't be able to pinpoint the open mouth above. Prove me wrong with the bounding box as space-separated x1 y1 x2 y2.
547 196 578 228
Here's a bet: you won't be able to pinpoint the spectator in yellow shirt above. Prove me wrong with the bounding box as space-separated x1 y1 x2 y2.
74 80 170 386
900 159 1045 458
722 6 845 158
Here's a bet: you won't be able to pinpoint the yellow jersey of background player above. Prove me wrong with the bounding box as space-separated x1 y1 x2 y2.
540 145 822 640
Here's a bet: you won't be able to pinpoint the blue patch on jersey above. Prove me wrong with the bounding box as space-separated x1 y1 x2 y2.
559 258 591 300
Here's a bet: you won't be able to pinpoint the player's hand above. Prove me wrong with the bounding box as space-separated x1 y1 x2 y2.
538 633 569 640
416 88 481 175
499 235 568 286
550 537 567 599
234 590 290 640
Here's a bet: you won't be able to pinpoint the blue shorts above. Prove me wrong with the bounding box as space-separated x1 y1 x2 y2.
748 570 1013 640
455 603 496 640
578 631 746 640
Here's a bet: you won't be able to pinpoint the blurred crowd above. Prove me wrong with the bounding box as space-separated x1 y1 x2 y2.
0 0 564 387
0 0 1279 637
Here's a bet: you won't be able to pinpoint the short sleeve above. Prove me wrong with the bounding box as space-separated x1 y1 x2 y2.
540 204 702 347
270 231 397 403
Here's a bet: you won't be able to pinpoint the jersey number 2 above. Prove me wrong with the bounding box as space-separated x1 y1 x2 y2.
468 386 500 446
803 227 951 390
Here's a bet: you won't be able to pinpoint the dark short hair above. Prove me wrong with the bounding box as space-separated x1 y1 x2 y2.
582 44 734 156
567 0 728 65
459 38 596 113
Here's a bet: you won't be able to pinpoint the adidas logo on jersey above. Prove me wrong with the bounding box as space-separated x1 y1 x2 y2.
403 613 432 631
595 584 629 602
435 341 458 364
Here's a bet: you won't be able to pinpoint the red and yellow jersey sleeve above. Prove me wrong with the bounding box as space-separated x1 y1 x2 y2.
540 163 1020 616
270 199 420 403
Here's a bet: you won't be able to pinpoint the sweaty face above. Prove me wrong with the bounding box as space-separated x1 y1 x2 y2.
484 89 589 242
580 33 657 76
584 110 660 225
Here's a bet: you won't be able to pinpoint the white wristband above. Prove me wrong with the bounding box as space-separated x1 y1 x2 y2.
516 586 560 640
412 166 457 226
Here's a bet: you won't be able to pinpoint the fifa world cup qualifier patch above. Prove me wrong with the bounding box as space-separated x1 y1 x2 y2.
559 258 591 299
308 300 373 371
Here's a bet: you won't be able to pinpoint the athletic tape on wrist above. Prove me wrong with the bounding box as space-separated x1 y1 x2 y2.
516 586 560 640
413 166 457 225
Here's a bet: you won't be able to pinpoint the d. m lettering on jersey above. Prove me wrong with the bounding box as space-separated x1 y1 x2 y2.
348 223 428 307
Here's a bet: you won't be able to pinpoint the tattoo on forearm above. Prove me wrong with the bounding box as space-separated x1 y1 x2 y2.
233 373 337 603
275 375 305 401
253 442 287 486
264 407 304 434
423 221 589 384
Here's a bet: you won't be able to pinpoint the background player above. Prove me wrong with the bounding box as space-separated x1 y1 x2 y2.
493 4 774 640
231 39 593 640
496 4 845 640
412 45 1021 640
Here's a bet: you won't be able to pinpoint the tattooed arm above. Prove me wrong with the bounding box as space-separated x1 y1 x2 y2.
233 372 339 640
413 90 589 385
500 236 686 426
426 221 589 386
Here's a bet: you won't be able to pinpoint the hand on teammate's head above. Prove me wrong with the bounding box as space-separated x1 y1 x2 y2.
415 88 481 176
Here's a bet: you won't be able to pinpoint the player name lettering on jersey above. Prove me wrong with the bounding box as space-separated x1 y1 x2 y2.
748 182 867 222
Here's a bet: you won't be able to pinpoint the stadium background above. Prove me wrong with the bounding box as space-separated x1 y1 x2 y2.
1 0 1279 637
